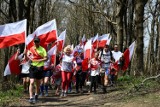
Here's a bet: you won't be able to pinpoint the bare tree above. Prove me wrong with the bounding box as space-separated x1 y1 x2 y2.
134 0 148 74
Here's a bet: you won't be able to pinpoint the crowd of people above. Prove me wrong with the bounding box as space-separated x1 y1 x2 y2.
16 37 124 104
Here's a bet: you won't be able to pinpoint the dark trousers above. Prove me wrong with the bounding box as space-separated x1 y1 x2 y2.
76 71 87 91
90 75 98 92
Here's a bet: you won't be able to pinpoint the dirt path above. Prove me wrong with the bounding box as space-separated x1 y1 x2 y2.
10 86 160 107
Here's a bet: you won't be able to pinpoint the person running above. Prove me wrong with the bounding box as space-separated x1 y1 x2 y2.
39 58 53 97
52 61 62 96
15 48 30 93
60 45 77 97
89 52 101 94
99 45 114 92
28 37 47 103
75 48 85 94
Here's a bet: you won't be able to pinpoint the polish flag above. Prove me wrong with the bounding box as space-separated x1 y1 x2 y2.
92 34 99 48
25 19 57 49
25 33 35 49
72 45 79 56
84 39 92 59
57 30 66 51
82 58 89 71
48 45 57 66
98 34 109 48
0 19 26 48
80 34 87 46
122 41 135 71
111 41 135 71
4 52 21 76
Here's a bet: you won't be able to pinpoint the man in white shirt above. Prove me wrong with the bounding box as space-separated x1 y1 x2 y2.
112 44 123 62
111 44 123 84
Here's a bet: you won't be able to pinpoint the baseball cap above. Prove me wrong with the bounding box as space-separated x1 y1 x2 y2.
34 37 40 42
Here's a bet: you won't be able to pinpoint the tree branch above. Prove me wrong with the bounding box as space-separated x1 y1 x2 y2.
68 0 117 25
0 8 9 19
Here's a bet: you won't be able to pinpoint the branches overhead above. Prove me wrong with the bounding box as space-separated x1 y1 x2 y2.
68 0 117 25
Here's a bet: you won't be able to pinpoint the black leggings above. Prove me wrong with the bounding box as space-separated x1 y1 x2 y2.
76 71 87 91
90 75 99 92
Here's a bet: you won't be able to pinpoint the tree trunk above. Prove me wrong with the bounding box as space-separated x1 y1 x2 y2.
127 0 135 47
134 0 148 74
157 15 160 72
116 0 126 51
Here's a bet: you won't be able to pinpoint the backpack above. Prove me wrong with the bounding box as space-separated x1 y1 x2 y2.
100 49 114 61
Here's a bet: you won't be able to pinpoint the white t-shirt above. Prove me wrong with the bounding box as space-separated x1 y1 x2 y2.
112 51 122 62
61 54 74 72
18 54 30 74
90 69 99 76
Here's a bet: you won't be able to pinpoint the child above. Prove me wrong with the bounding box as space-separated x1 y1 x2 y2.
52 62 62 95
89 52 101 94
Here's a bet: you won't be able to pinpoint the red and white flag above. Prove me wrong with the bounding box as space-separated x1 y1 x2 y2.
0 19 26 48
122 41 135 71
72 45 80 56
84 39 92 59
92 34 99 48
25 33 35 49
82 58 89 71
25 19 57 49
111 41 135 71
4 52 21 76
98 34 109 48
80 34 87 47
48 45 57 65
57 30 66 51
44 45 57 70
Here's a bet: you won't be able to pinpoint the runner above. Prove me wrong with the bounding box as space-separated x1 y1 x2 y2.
15 48 30 93
99 45 114 92
39 58 53 97
60 45 77 97
52 62 62 95
28 37 47 103
75 48 85 94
